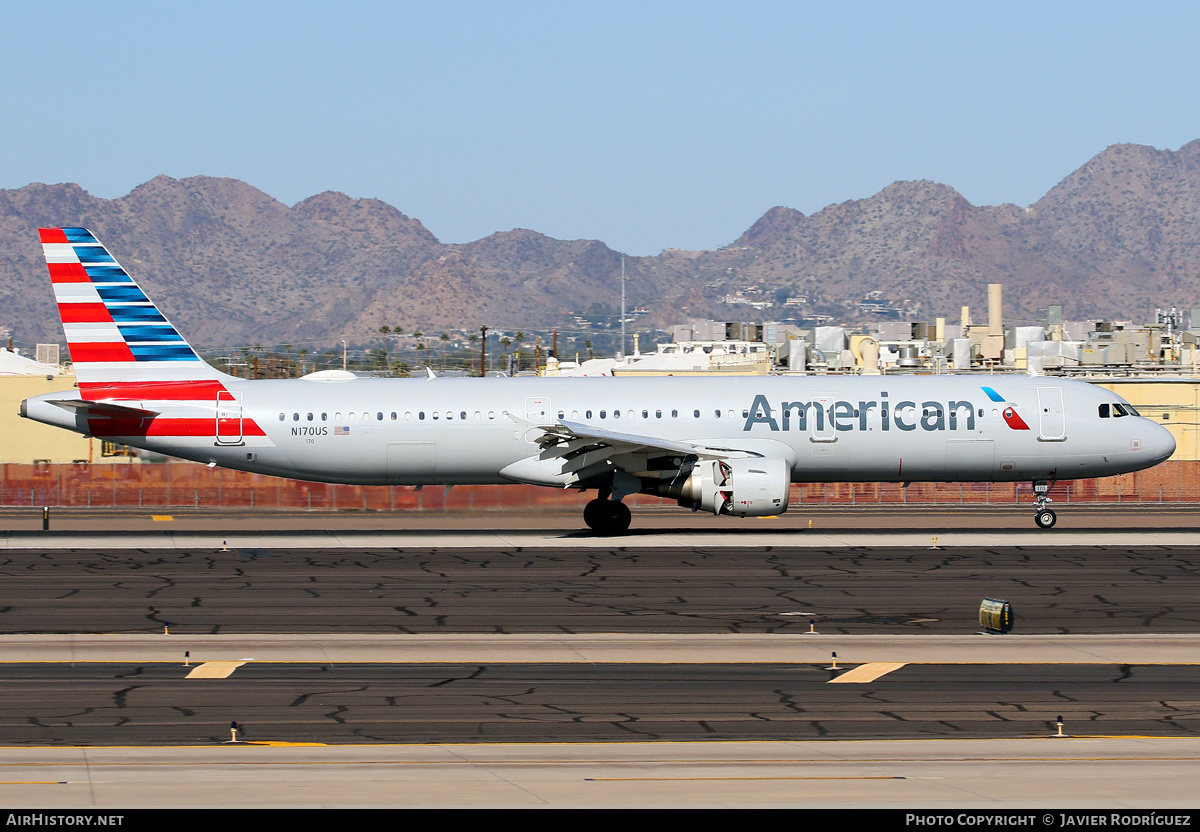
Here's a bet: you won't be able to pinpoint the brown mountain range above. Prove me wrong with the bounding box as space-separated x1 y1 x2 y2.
3 140 1200 350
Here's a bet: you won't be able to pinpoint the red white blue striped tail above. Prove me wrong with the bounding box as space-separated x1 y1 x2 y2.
39 227 224 388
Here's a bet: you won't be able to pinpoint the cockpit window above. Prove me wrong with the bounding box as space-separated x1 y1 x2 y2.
1101 402 1139 418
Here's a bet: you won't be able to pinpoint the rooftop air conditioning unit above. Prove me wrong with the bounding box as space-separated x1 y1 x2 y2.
35 343 59 365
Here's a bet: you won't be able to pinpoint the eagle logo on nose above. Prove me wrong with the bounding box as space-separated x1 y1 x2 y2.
982 387 1031 431
1002 405 1030 431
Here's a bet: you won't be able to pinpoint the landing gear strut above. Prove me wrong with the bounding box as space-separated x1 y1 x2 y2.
1033 480 1056 529
584 487 632 535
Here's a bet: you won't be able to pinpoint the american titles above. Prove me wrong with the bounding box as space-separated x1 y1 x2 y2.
742 393 979 433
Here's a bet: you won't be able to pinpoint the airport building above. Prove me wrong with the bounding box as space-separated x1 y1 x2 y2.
0 348 112 465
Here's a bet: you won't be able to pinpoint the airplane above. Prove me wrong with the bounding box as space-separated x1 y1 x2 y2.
20 227 1176 533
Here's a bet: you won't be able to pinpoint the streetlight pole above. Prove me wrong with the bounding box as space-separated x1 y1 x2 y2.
620 254 626 360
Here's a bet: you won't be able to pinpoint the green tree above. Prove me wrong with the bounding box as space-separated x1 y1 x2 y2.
378 325 391 373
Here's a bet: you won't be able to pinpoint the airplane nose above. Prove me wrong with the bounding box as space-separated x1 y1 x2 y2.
1151 423 1176 462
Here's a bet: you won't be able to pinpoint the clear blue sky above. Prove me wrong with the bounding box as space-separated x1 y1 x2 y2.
3 1 1199 255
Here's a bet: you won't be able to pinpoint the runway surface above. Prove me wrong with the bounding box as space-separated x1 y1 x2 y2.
0 657 1198 745
2 513 1199 805
0 544 1196 634
2 738 1198 807
5 503 1200 533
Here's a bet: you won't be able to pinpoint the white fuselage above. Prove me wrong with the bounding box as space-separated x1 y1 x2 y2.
24 373 1175 487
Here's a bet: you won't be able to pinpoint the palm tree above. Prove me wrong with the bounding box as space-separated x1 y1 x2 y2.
389 327 404 375
378 325 391 373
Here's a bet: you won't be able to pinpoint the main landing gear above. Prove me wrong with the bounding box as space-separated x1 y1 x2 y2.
583 488 632 535
1033 480 1056 529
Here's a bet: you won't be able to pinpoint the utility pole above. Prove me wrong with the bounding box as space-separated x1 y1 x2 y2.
479 325 488 377
620 254 626 360
341 340 347 371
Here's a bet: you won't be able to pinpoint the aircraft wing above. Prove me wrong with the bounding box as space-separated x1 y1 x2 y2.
499 412 773 490
552 419 757 459
507 412 761 459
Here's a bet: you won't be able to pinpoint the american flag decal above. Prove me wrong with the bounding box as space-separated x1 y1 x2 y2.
334 426 350 436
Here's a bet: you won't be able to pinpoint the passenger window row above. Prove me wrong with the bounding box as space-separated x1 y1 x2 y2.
275 405 1000 425
278 407 732 423
281 410 497 422
276 406 915 425
563 408 726 420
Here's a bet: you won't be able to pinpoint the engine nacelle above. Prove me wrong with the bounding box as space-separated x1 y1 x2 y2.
658 457 790 516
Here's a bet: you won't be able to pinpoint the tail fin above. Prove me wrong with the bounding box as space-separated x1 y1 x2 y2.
39 227 224 388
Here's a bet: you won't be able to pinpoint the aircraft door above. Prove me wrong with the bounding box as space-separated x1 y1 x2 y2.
525 397 551 424
215 391 243 445
810 395 836 442
1036 387 1066 441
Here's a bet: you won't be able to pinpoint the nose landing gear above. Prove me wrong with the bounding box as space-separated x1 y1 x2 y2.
1033 480 1056 529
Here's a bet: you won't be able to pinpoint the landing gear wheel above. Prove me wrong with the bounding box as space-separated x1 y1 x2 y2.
1034 509 1057 529
583 499 606 530
606 501 632 534
583 499 631 534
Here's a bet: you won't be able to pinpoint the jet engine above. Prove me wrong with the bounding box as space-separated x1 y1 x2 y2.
657 457 790 516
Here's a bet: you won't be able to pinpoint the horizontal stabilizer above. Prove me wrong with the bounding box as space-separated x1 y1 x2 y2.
47 399 160 419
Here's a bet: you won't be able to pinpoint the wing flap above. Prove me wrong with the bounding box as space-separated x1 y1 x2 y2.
500 413 794 489
556 419 737 458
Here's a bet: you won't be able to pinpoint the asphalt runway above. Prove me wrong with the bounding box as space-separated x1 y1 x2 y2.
0 545 1198 634
6 504 1200 532
0 661 1198 746
2 514 1199 806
